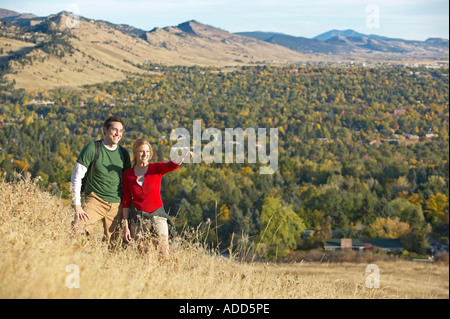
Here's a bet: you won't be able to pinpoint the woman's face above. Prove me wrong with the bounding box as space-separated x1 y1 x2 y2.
136 144 151 164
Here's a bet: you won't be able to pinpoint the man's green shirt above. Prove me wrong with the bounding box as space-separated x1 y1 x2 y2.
77 141 131 203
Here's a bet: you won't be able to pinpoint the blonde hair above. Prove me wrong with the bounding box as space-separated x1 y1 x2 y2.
132 139 153 167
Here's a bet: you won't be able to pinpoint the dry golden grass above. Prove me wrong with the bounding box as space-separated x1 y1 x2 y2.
0 37 36 57
0 177 448 299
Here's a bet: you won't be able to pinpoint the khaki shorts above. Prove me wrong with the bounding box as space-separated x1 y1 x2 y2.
129 207 169 239
75 192 122 242
138 216 169 238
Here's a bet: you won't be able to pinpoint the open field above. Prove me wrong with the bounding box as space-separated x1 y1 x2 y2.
0 177 448 299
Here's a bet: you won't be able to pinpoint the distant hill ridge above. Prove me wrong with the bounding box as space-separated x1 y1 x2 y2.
313 29 392 41
237 29 448 56
0 11 306 89
0 8 37 20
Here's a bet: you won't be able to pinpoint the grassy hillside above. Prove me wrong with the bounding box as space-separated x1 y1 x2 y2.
1 12 307 90
0 177 448 299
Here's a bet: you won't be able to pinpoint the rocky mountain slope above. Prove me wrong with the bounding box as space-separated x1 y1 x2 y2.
0 11 306 89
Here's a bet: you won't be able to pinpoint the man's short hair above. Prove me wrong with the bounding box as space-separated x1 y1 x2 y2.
103 116 125 130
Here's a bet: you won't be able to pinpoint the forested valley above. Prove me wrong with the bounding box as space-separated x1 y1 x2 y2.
0 64 448 259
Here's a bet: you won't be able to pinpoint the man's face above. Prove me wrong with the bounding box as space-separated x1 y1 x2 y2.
104 121 123 145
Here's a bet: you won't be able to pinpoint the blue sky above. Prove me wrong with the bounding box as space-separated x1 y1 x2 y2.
2 0 449 40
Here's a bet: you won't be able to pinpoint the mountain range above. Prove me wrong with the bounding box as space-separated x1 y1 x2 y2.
0 9 448 89
237 30 448 56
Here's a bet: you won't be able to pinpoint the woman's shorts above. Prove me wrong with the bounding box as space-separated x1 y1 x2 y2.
129 206 169 238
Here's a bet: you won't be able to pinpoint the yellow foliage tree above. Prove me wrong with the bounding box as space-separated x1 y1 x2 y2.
219 204 230 221
365 217 411 239
425 193 449 224
13 160 29 172
408 193 422 206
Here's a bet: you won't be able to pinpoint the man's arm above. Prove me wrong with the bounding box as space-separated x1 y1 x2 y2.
70 162 87 206
70 162 90 222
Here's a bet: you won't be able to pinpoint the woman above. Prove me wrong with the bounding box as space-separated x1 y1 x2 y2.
122 139 193 263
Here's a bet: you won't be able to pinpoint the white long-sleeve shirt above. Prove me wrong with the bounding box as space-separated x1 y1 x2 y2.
70 162 88 206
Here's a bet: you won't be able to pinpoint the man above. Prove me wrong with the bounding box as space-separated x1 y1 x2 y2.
70 116 131 246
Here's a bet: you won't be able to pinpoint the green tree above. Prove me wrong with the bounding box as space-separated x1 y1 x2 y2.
259 196 306 260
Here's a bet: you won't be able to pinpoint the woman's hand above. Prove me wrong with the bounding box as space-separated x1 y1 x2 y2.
174 150 194 165
123 224 132 243
184 150 194 160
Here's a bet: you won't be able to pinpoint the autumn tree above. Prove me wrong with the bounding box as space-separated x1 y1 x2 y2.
425 193 449 225
365 217 411 239
258 196 306 260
